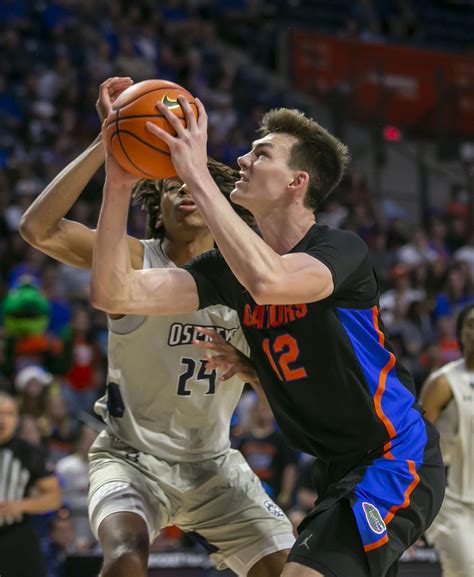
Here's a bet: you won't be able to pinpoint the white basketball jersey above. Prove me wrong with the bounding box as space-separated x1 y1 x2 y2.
429 358 474 503
94 239 248 462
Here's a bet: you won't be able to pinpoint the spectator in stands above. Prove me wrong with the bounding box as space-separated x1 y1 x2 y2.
15 365 53 437
234 397 298 509
433 262 474 320
62 307 102 416
43 511 78 577
56 424 97 548
287 457 317 532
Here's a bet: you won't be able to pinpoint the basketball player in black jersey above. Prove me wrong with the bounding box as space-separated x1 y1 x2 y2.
91 97 446 577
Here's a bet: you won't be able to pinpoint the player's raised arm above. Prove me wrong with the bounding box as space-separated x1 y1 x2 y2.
146 97 336 305
90 127 199 317
19 77 143 270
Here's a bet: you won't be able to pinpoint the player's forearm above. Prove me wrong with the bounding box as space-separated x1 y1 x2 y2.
22 487 61 514
20 134 104 244
91 181 135 312
188 173 285 303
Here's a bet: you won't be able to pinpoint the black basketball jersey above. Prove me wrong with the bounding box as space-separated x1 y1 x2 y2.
185 224 423 464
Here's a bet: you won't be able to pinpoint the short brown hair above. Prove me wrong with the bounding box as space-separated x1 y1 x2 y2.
259 108 350 210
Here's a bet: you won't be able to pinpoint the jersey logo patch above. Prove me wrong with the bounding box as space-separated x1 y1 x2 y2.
298 533 313 550
362 502 386 534
263 499 285 519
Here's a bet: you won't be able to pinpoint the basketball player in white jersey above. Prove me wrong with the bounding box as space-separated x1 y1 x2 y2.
20 77 295 577
420 303 474 577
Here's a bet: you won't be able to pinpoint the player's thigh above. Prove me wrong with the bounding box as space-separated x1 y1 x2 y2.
428 498 474 577
288 499 371 577
89 436 168 543
177 450 294 576
248 549 291 577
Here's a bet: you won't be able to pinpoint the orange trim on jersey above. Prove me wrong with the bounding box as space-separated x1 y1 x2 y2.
384 460 420 525
372 306 385 347
364 534 388 552
371 306 398 451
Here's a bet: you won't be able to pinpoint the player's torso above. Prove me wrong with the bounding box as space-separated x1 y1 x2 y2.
230 242 421 463
95 239 246 461
432 358 474 502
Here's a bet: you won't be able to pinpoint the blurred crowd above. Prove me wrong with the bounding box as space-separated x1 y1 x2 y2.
0 1 473 575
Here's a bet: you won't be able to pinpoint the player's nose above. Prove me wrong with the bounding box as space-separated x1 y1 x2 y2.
237 152 251 169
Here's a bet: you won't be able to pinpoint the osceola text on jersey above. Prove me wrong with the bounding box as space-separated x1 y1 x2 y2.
168 323 239 346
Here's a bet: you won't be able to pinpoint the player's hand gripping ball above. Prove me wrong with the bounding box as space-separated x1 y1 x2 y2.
104 79 198 179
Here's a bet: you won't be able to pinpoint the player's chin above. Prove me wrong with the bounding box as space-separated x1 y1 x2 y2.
230 187 250 208
179 211 206 227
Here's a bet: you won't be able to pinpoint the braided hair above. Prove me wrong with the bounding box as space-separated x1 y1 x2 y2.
132 157 255 239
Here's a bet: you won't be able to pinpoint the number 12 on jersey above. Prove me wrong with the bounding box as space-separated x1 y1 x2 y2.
262 334 307 382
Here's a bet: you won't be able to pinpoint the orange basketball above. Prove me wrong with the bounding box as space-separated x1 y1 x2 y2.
105 79 198 179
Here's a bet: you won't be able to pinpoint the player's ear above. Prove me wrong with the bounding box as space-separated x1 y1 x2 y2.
287 171 309 194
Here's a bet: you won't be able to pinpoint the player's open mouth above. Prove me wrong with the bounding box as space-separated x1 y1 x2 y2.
177 199 198 212
236 173 249 186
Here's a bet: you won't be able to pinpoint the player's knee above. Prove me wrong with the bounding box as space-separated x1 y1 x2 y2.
100 524 149 574
248 548 289 577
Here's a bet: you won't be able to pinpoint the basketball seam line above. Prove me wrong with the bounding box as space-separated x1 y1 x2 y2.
105 113 192 129
113 131 157 179
111 129 171 156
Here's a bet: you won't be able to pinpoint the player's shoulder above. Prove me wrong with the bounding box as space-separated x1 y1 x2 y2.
6 437 40 464
429 358 465 381
306 224 368 252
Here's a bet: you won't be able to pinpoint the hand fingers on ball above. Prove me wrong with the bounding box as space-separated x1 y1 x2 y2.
195 98 208 131
110 77 133 95
146 121 176 146
156 101 188 139
178 95 197 132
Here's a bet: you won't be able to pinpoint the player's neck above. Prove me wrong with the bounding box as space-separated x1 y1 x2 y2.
256 208 316 254
162 233 215 266
465 351 474 371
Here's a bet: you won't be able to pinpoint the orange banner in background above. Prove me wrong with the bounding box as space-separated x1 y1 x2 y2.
290 32 474 135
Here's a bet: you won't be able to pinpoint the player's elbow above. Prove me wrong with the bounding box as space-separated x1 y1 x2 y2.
249 276 280 305
19 213 40 246
90 283 118 313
